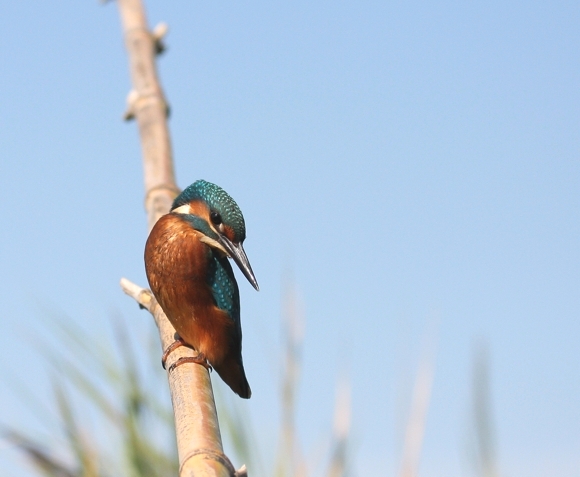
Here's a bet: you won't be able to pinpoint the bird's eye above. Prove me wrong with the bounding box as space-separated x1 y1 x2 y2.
210 211 222 225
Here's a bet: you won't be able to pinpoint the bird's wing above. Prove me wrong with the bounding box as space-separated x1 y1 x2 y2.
208 253 242 332
181 213 243 336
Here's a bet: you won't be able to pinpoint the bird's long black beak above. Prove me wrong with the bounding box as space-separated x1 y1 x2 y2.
219 236 259 291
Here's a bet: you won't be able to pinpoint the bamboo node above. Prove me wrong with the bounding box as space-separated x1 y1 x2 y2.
123 90 169 121
235 464 248 477
145 184 181 204
179 448 236 476
152 22 169 55
123 89 139 121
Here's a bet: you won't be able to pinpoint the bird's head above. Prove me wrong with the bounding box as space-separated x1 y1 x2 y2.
171 180 259 291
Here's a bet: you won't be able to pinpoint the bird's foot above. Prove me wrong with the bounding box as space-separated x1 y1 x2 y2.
161 337 188 369
168 353 213 373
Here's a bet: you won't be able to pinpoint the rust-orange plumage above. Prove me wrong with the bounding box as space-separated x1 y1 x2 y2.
144 180 258 398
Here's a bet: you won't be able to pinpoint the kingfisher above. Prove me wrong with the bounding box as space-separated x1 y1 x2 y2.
144 180 258 399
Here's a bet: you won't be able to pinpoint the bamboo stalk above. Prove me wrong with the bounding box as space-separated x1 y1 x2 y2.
114 1 243 475
116 0 178 230
119 279 241 477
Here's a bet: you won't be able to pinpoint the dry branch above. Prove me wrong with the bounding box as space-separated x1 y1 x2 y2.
115 1 244 475
117 0 178 230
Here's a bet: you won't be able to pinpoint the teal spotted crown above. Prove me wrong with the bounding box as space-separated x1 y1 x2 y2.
172 180 246 242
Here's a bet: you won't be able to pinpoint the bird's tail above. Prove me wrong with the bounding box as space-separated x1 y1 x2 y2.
215 357 252 399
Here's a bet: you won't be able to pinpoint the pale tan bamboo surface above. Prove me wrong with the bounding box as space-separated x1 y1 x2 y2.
115 0 246 475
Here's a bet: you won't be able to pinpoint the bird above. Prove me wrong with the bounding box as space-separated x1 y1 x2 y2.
144 179 259 399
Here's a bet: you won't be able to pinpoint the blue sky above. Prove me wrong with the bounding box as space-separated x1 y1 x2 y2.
1 1 579 475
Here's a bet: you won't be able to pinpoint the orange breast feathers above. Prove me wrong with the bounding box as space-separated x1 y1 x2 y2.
144 213 236 367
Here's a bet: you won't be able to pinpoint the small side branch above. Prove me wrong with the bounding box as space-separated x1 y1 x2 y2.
120 277 162 325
